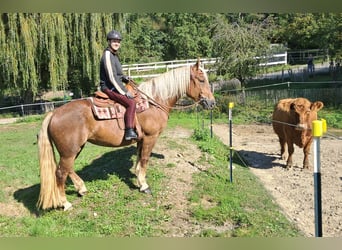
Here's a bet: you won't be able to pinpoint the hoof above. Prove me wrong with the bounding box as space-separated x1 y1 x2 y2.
78 186 88 196
140 187 152 195
78 190 88 197
286 162 292 170
63 201 73 211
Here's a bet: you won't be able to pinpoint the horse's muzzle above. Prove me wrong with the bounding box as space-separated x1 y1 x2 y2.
200 98 216 110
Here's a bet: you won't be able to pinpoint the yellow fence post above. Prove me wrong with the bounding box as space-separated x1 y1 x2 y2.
312 119 324 237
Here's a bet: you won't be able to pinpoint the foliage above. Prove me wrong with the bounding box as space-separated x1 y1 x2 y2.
211 15 273 87
274 13 342 56
0 13 121 101
160 13 215 60
122 14 167 63
320 107 342 129
192 127 217 154
1 13 341 104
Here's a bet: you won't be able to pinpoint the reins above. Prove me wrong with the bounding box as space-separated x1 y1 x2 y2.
172 101 201 110
128 81 169 114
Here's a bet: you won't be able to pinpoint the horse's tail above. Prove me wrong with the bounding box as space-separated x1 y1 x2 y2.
37 112 61 210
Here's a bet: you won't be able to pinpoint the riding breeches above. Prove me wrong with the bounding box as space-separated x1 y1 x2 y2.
102 88 136 128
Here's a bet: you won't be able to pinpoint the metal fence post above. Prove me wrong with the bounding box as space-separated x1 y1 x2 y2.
228 102 234 183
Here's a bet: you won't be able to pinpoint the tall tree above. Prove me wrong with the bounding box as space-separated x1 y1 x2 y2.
212 15 272 88
0 13 124 102
273 13 342 56
160 13 214 60
0 13 41 102
122 13 166 63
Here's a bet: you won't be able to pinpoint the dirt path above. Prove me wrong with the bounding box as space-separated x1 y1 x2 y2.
0 118 18 124
152 127 217 236
212 123 342 237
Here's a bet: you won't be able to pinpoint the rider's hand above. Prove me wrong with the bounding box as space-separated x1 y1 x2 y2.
125 91 134 99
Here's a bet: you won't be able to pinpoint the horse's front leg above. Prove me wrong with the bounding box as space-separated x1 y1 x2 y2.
135 136 157 194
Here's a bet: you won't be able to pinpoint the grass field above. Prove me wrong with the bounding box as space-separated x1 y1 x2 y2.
0 112 302 237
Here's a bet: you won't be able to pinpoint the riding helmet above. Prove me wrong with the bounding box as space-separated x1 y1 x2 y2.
107 30 122 41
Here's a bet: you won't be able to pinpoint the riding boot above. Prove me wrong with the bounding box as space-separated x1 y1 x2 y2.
125 128 138 140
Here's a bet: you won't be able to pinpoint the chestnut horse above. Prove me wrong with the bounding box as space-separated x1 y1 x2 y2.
37 59 215 210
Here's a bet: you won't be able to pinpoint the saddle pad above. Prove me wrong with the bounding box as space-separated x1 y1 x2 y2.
89 97 125 120
89 94 150 120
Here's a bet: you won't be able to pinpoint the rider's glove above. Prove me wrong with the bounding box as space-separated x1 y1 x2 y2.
125 92 134 99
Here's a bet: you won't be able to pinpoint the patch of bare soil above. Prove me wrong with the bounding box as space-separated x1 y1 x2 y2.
212 123 342 237
0 118 18 124
152 127 224 236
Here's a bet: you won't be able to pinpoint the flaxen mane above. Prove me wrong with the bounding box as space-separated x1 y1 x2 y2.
138 66 191 102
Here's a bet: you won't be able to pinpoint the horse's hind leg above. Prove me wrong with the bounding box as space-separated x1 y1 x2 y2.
56 156 75 211
69 171 87 196
68 144 87 196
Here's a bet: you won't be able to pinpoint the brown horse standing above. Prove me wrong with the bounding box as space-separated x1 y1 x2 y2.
37 59 215 210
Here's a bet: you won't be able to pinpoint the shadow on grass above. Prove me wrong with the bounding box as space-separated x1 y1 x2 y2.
13 145 164 215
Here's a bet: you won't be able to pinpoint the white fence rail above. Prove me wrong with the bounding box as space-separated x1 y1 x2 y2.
257 53 288 66
122 53 287 79
122 58 218 79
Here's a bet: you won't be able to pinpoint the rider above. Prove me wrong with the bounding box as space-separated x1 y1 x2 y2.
99 30 138 140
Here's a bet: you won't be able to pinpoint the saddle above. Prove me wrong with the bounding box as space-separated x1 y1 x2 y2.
89 90 149 120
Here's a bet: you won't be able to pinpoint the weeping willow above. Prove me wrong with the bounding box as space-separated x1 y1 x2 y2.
0 13 123 103
1 14 20 94
38 13 69 92
62 13 123 95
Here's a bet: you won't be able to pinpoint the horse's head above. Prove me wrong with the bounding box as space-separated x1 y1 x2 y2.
188 58 216 109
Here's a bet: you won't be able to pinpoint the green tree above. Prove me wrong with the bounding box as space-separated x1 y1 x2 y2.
122 13 166 63
160 13 214 60
0 13 40 103
212 15 272 88
1 13 340 105
274 13 342 56
0 13 124 102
